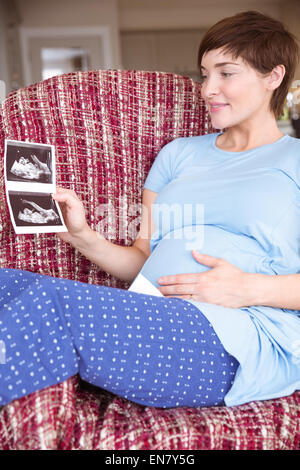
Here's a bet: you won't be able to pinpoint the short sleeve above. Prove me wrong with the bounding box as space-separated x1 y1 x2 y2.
143 139 179 193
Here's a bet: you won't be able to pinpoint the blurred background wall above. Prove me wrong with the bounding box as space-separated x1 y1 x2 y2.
0 0 299 129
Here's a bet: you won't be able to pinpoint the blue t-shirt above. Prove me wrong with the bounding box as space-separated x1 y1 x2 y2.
140 132 300 407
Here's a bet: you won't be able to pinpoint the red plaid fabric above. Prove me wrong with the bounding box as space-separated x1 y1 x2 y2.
0 70 212 287
0 377 299 450
0 70 299 450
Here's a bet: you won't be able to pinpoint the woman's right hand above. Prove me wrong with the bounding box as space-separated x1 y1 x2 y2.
51 187 91 244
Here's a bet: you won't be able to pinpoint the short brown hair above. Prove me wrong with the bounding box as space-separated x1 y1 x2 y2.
198 10 300 119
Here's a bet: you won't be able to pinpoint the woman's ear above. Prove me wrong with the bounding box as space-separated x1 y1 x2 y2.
266 64 286 91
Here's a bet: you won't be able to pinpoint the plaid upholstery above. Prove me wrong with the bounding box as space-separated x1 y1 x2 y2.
0 70 299 450
0 70 211 287
0 376 299 450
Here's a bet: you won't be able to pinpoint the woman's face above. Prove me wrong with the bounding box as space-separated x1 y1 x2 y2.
200 47 272 130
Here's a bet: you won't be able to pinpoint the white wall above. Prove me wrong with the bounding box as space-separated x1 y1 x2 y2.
0 0 298 94
119 0 281 31
280 0 300 80
0 1 11 96
16 0 122 68
119 0 299 80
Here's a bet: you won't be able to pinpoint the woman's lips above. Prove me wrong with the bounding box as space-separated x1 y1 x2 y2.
209 104 229 112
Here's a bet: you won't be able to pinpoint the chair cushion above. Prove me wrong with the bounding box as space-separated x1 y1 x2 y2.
0 376 299 450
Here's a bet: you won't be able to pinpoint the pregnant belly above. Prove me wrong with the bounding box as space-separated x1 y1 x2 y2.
140 225 274 288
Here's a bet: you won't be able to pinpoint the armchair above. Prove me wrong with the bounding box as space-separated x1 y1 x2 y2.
0 70 299 450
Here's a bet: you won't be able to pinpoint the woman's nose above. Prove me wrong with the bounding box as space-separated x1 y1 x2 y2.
201 77 220 100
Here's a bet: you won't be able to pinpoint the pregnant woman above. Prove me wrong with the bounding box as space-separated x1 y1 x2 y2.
1 10 300 408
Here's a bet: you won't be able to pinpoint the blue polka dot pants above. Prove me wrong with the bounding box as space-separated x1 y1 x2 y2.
0 268 239 408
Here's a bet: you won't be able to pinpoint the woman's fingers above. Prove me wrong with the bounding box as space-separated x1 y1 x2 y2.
52 190 81 208
158 282 198 296
51 188 88 236
54 187 81 202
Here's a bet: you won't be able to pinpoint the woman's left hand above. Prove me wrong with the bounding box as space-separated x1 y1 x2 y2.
157 250 251 308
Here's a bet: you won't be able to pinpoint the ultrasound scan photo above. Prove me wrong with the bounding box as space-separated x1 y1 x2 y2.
4 139 67 234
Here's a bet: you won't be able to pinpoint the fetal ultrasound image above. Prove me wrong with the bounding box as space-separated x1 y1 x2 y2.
6 143 53 184
8 192 62 227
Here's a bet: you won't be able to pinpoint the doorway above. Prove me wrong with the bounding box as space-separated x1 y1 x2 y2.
20 26 113 86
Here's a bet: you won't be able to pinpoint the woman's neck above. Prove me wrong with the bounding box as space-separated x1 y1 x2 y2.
216 124 284 153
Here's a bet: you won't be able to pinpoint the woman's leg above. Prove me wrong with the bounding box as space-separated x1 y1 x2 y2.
0 268 79 405
0 268 239 408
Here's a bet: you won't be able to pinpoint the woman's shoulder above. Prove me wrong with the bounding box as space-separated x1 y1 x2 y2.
278 134 300 161
272 134 300 184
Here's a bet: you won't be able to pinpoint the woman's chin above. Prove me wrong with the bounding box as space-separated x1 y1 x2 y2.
212 123 227 131
210 116 229 130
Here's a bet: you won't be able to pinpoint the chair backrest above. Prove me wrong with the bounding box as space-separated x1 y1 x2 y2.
0 70 213 289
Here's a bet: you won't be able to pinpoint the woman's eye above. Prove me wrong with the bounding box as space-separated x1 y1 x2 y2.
200 73 232 82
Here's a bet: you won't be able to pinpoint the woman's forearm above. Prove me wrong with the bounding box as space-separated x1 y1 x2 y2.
51 188 148 283
70 227 148 283
246 272 300 310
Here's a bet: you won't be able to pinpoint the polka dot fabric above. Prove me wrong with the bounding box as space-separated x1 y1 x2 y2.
0 268 238 408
